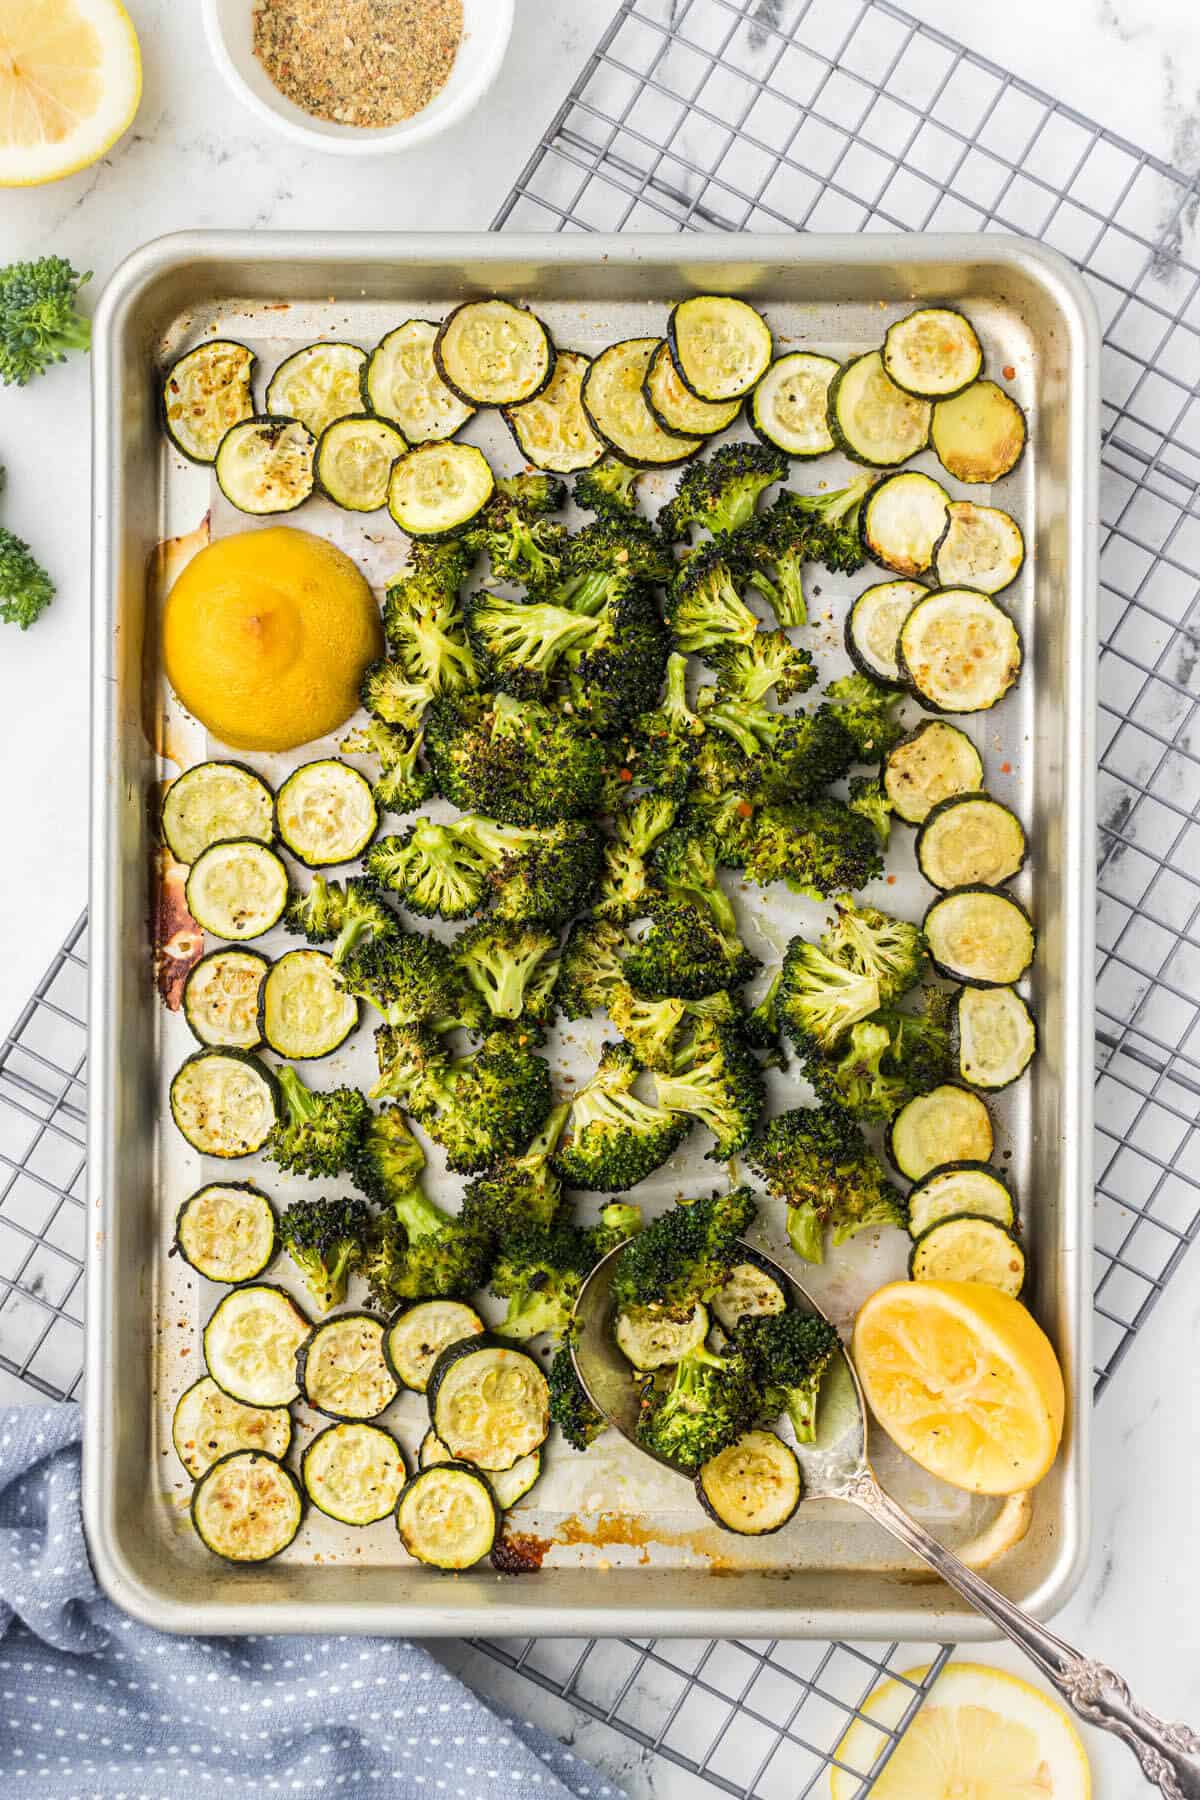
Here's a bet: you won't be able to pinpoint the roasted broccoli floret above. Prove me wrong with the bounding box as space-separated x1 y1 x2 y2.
370 1021 449 1107
460 1102 570 1237
660 443 787 542
747 1105 905 1263
555 1041 691 1191
736 1310 841 1443
664 541 758 654
468 506 569 593
847 774 895 847
574 455 642 520
375 1025 552 1173
610 1185 757 1313
595 793 677 924
0 515 54 630
488 818 603 928
423 691 606 825
284 873 391 952
608 988 687 1071
340 719 435 815
778 935 881 1052
360 658 433 731
744 970 786 1067
780 472 877 575
618 652 706 799
734 502 815 628
743 796 884 898
682 749 762 867
278 1195 371 1313
699 695 856 803
820 901 927 1002
383 565 478 695
549 515 674 613
549 1341 606 1450
651 822 740 940
802 1018 910 1122
884 987 955 1094
362 1186 493 1306
822 673 906 760
464 588 600 696
452 918 560 1023
588 1198 644 1259
624 896 758 1000
265 1067 369 1180
709 630 817 704
555 918 632 1018
636 1345 760 1471
494 471 568 518
336 928 482 1033
366 816 496 919
653 1018 765 1159
350 1103 428 1208
0 257 91 386
561 582 671 730
490 1218 599 1340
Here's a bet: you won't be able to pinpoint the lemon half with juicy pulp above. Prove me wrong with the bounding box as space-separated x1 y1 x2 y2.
852 1280 1065 1495
163 527 384 754
0 0 141 187
830 1661 1091 1799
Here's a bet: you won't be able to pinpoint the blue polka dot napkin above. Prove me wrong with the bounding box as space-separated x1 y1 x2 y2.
0 1406 622 1799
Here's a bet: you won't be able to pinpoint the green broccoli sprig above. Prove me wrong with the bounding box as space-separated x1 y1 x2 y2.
747 1105 905 1263
265 1067 368 1181
822 673 906 761
0 522 54 630
278 1196 371 1313
736 1310 841 1443
660 442 786 542
460 1102 570 1238
653 1017 765 1160
351 1103 428 1208
0 257 91 386
549 1341 607 1450
452 918 561 1023
574 455 642 520
489 1218 598 1341
372 1024 553 1174
340 720 434 816
820 901 927 1002
636 1344 760 1471
779 473 877 575
362 1185 493 1306
555 1041 690 1191
778 935 881 1052
610 1185 757 1314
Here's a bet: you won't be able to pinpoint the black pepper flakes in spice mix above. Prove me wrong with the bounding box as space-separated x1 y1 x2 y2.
253 0 464 128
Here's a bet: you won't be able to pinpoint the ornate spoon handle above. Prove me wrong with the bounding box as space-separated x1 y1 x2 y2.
845 1471 1200 1797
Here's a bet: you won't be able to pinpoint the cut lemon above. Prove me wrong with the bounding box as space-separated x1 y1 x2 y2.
852 1281 1065 1495
830 1661 1091 1799
0 0 141 187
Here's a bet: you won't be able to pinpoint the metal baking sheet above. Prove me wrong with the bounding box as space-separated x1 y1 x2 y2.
86 231 1097 1637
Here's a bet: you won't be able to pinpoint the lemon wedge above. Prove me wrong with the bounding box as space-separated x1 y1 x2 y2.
852 1280 1065 1495
830 1661 1091 1799
0 0 141 187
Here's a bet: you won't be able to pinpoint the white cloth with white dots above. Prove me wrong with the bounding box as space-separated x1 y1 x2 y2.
0 1406 623 1800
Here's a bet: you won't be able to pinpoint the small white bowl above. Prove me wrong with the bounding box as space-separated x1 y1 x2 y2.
202 0 514 155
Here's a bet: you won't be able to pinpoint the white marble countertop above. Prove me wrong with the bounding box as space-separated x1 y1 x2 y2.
1 0 1198 1795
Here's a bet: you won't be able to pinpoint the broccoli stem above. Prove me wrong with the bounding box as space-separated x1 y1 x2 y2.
787 1203 825 1265
276 1066 318 1124
392 1185 450 1241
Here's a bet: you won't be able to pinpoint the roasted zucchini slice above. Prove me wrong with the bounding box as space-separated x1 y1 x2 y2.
710 1254 788 1333
667 295 772 402
427 1336 550 1472
933 501 1025 594
162 760 275 866
363 319 476 443
395 1462 499 1569
883 721 984 825
882 307 983 399
172 1375 292 1481
614 1302 709 1370
581 337 703 467
162 340 256 465
315 414 406 512
643 340 741 439
954 985 1037 1090
259 949 359 1061
931 379 1027 483
696 1430 802 1535
265 341 368 438
183 947 269 1049
184 839 289 941
301 1421 407 1525
909 1214 1025 1297
387 441 495 537
907 1162 1016 1239
897 588 1022 713
916 794 1026 890
887 1082 994 1182
170 1048 278 1158
215 417 316 515
297 1312 399 1421
748 351 838 457
827 350 932 467
384 1299 484 1394
845 579 925 686
862 470 951 577
175 1181 277 1284
434 299 554 407
276 759 378 867
503 349 604 472
924 886 1036 987
419 1429 542 1509
203 1282 309 1406
191 1451 303 1563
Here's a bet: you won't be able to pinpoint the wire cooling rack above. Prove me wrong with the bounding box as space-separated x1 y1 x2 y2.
2 0 1199 1792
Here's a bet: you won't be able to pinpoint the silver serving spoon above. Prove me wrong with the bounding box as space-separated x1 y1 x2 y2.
572 1243 1200 1797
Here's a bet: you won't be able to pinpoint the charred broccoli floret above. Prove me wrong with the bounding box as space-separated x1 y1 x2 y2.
822 673 906 760
460 1102 570 1237
847 774 895 847
335 928 482 1033
555 918 632 1018
636 1345 760 1471
368 813 595 925
595 793 677 924
549 516 673 613
574 455 642 520
778 935 881 1052
362 1187 493 1306
494 471 568 518
464 589 600 696
653 1017 765 1159
555 1041 691 1191
549 1341 606 1450
467 505 569 593
744 971 787 1070
284 875 396 960
709 630 817 703
366 816 496 919
802 1018 910 1122
618 652 706 799
265 1067 369 1181
610 1185 757 1313
423 691 606 824
608 988 687 1071
736 1310 841 1443
340 719 435 815
375 1025 552 1173
452 918 560 1023
278 1195 371 1313
650 821 740 940
699 695 856 803
561 583 671 730
779 472 877 575
624 896 758 1000
488 818 603 928
0 257 91 386
742 796 883 898
734 502 815 628
350 1103 428 1208
747 1104 905 1263
383 564 478 694
664 541 758 654
820 901 927 1002
360 658 433 732
660 442 787 542
884 987 955 1094
489 1218 599 1340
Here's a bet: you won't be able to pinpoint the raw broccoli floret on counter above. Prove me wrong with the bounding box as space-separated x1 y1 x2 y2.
383 564 478 695
362 1187 493 1307
734 502 816 628
264 1068 368 1181
636 1345 760 1471
847 774 895 848
742 796 883 898
554 1041 691 1192
0 257 91 386
618 652 706 799
778 935 881 1053
0 514 54 630
822 673 906 761
778 472 877 575
340 718 436 815
660 442 787 542
460 1102 570 1238
746 1104 905 1264
624 896 758 1000
278 1195 371 1314
423 690 607 825
820 901 926 1002
736 1310 841 1444
609 1185 757 1314
489 1218 600 1341
372 1024 552 1174
708 629 817 704
594 793 678 924
452 918 561 1023
653 1017 765 1160
664 541 759 654
549 1341 607 1450
574 454 643 521
350 1103 428 1209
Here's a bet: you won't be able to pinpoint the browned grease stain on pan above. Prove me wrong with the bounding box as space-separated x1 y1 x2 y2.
555 1513 736 1570
144 513 211 766
152 846 202 1011
490 1532 550 1574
